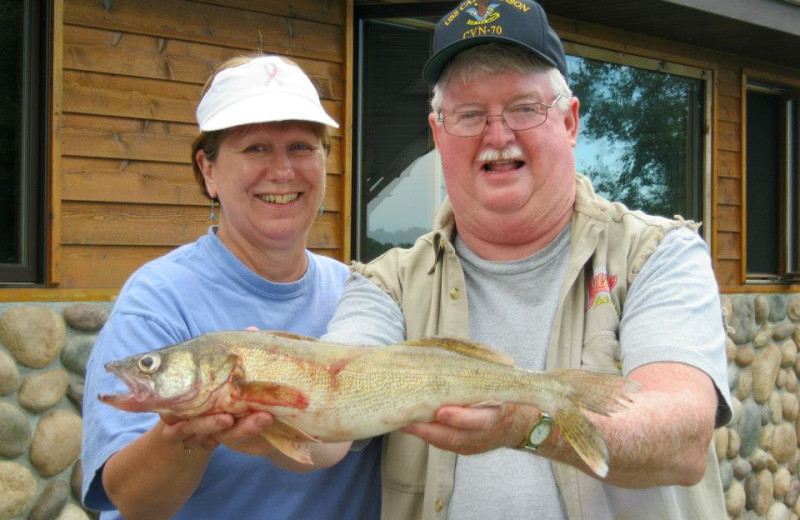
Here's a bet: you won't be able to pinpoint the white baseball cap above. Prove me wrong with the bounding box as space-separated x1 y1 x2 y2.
196 55 339 131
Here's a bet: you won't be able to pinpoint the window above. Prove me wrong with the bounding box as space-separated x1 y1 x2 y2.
745 82 800 281
0 1 49 285
354 6 709 262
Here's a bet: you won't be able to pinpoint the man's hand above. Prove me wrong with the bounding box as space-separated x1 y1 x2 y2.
401 404 534 455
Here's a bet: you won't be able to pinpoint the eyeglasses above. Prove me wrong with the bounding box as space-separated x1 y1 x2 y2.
437 94 564 138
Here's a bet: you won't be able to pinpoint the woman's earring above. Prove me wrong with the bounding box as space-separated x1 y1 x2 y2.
209 199 217 221
318 204 324 215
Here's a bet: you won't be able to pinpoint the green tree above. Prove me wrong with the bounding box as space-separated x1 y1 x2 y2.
570 58 701 218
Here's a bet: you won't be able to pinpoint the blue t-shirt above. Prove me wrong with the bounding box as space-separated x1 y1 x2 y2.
82 227 381 520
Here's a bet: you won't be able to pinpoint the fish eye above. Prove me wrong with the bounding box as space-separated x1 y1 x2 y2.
137 354 161 373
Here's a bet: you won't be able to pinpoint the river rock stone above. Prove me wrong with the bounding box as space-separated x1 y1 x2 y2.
17 368 70 412
770 296 789 323
0 306 66 368
0 349 18 395
736 369 754 401
789 296 800 322
740 399 763 458
767 502 791 520
728 429 742 459
783 339 799 367
775 467 792 498
771 392 784 423
733 457 752 480
772 423 798 463
784 393 800 421
774 323 795 343
754 345 783 403
0 461 37 519
70 460 82 501
28 479 70 520
719 459 733 490
727 336 737 361
727 479 746 516
756 296 770 324
737 346 756 367
787 369 798 392
715 428 729 461
0 401 32 458
63 303 109 332
759 423 776 450
786 479 800 508
67 382 84 414
56 503 92 520
751 449 770 471
730 296 757 344
757 469 775 513
30 410 82 478
756 325 775 348
60 335 96 377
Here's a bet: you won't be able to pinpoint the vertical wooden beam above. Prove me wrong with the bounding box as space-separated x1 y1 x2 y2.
48 0 64 287
739 71 748 285
341 0 354 263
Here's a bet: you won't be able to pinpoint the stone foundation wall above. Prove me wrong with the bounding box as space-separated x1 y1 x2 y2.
1 296 799 519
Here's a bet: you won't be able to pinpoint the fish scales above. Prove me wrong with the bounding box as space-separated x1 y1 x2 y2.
99 330 638 477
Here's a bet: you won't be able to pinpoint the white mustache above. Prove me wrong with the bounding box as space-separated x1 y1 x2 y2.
477 145 524 162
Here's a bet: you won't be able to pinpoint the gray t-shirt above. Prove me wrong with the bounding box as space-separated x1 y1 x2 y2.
323 226 731 519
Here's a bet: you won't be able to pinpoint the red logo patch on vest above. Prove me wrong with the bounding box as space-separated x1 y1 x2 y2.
586 269 618 312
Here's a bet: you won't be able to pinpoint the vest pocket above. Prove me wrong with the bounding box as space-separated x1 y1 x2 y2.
382 432 428 492
581 331 623 375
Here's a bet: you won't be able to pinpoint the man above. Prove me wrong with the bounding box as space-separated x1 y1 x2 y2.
323 0 731 518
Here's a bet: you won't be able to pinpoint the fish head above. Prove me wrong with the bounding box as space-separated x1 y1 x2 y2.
99 340 238 417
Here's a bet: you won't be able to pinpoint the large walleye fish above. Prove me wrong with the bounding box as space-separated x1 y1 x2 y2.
99 330 638 477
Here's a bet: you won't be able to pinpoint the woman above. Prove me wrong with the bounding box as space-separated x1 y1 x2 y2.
81 55 381 520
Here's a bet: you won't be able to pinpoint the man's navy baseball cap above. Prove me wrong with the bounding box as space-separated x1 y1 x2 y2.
422 0 568 83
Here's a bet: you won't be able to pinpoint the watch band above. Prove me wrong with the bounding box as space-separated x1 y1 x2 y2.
520 412 554 452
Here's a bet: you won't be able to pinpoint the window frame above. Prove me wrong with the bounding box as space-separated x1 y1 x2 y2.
743 78 800 284
0 0 51 286
352 4 714 261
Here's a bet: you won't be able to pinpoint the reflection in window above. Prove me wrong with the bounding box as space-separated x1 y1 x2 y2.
568 56 704 221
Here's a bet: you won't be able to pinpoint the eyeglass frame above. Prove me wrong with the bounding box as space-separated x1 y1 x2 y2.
436 93 564 138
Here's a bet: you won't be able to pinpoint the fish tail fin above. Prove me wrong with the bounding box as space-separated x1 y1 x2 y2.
553 404 610 478
549 369 639 416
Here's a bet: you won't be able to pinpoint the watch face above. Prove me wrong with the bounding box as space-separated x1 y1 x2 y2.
530 422 553 445
530 417 553 446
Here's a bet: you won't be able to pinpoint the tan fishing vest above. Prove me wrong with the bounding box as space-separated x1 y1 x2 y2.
353 174 725 520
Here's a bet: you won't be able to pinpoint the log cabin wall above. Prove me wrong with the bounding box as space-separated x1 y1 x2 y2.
53 0 349 293
0 0 797 300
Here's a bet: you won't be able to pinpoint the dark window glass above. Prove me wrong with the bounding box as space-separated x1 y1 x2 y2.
0 0 48 284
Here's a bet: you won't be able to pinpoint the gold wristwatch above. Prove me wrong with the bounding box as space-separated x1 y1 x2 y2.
520 412 553 451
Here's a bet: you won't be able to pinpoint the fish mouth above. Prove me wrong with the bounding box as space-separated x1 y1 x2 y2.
98 361 156 412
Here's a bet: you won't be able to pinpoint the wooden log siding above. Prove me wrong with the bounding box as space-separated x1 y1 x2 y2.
58 0 347 289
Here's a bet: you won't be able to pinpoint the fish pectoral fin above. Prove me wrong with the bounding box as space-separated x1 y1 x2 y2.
261 429 314 465
268 420 321 443
402 336 516 366
552 405 610 478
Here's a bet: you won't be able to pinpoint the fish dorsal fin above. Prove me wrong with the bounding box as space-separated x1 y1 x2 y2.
262 330 319 342
402 336 515 366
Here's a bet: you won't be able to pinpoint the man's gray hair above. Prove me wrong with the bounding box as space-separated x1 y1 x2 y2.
430 43 572 116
